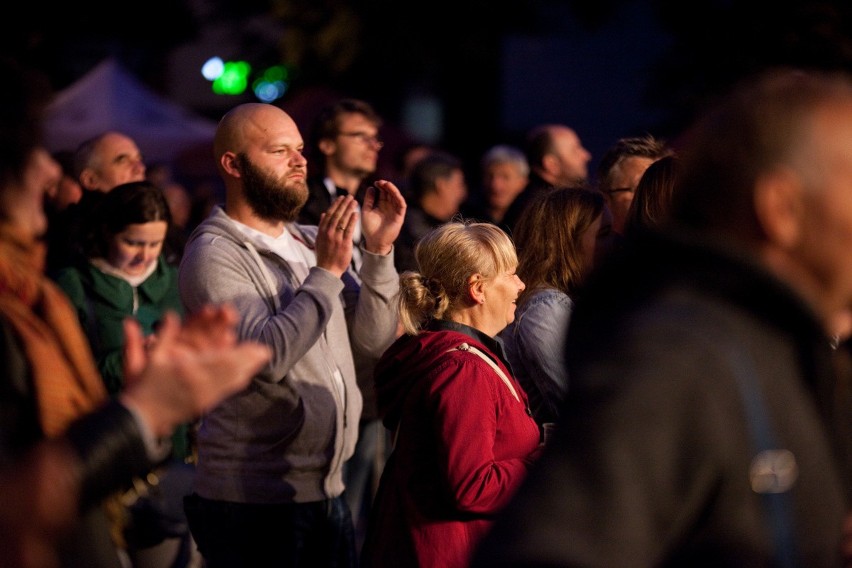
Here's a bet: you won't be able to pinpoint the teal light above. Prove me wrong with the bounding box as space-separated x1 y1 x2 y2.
252 65 290 102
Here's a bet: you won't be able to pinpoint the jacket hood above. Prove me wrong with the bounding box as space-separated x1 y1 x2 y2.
375 329 478 432
185 206 320 252
185 205 245 248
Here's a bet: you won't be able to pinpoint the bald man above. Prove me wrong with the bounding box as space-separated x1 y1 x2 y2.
178 103 406 567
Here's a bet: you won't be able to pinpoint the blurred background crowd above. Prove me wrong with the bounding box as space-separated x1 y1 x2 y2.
4 0 852 207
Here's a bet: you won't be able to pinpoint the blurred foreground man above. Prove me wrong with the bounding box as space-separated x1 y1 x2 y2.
473 68 852 567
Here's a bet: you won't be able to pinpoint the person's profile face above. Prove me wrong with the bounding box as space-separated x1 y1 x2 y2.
482 267 525 335
483 162 527 210
793 104 852 321
552 128 591 184
593 206 617 268
91 133 146 192
3 147 60 240
604 156 656 234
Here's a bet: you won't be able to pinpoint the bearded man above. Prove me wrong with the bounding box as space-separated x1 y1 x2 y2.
178 103 406 568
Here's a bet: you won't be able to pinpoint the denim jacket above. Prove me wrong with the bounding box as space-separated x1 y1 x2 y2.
498 287 572 425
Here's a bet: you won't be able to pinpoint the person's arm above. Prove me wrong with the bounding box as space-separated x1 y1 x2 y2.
53 266 125 393
432 353 540 514
0 304 270 568
360 179 407 256
179 227 347 380
347 180 407 357
119 306 269 439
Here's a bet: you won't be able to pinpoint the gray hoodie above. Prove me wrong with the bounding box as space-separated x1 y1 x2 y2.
178 206 399 504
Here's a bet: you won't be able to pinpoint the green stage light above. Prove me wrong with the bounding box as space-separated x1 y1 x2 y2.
212 61 251 95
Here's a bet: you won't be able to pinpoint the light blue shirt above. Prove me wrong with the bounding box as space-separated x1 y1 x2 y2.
499 287 572 424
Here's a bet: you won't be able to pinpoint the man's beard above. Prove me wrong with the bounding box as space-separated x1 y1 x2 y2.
236 153 308 222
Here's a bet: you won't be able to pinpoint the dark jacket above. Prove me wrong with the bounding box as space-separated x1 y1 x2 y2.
0 317 151 567
298 175 368 226
499 173 552 236
393 205 444 274
473 228 848 567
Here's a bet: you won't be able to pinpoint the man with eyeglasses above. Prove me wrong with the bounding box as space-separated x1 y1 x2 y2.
298 98 391 555
300 98 384 273
596 134 672 235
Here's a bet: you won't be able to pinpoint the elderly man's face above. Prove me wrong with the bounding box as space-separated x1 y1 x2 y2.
84 132 145 192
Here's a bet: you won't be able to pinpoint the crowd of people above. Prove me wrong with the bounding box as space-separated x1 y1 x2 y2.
3 52 852 568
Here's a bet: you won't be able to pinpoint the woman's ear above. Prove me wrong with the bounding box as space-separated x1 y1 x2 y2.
467 274 486 305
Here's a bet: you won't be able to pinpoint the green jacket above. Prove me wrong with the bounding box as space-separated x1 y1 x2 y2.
55 256 189 458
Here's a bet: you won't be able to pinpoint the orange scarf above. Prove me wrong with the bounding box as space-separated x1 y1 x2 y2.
0 225 106 437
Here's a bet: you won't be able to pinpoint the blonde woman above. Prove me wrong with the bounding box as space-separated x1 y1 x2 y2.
362 221 540 568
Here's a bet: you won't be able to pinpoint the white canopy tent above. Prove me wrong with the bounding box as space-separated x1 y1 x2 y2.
42 58 217 165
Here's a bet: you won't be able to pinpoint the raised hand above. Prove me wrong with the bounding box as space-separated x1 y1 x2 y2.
315 195 358 277
361 179 407 255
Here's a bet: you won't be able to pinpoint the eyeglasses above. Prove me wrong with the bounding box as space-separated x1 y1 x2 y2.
338 131 384 149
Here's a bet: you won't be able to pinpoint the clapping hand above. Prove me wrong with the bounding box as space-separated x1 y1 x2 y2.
316 195 358 277
361 179 407 256
120 304 271 439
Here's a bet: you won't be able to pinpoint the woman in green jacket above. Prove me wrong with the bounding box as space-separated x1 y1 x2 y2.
55 179 194 567
56 180 183 396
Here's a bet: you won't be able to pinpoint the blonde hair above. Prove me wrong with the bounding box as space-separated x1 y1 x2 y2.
397 221 517 335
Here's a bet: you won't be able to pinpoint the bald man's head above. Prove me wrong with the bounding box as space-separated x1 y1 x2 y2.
214 103 308 223
214 104 299 165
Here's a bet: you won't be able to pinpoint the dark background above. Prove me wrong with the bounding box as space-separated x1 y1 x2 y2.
5 0 852 185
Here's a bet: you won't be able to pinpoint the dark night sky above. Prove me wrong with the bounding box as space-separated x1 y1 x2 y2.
6 0 852 183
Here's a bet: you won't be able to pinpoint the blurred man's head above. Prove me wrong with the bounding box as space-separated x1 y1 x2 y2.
673 68 852 327
525 124 591 187
74 131 146 193
481 145 529 223
311 98 383 193
597 135 671 235
410 151 468 222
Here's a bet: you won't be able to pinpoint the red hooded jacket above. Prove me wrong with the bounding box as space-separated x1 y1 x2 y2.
362 323 541 568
